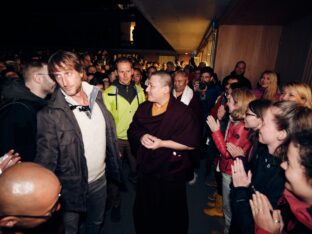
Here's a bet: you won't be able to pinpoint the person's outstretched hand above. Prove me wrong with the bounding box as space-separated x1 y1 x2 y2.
0 149 21 174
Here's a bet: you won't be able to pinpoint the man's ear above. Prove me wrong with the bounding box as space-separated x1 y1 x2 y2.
163 85 170 95
277 129 287 141
33 74 42 84
0 216 19 228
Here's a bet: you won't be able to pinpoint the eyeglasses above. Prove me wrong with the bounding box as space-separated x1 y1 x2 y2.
53 71 73 79
245 112 257 117
36 73 51 76
0 193 61 219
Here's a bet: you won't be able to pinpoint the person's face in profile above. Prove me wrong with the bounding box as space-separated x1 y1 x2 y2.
146 75 167 103
281 142 312 202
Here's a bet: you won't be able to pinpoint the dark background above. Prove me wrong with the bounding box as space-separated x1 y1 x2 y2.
1 0 173 51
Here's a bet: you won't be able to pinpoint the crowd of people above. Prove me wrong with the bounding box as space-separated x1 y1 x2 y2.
0 50 311 234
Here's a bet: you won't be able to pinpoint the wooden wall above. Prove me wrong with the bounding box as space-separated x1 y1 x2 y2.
275 16 312 86
214 25 282 88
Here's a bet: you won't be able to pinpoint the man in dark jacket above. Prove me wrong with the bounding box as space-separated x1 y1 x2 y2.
35 50 122 234
222 61 252 90
0 62 56 161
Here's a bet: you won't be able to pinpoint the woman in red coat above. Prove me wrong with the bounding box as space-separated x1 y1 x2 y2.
207 88 256 234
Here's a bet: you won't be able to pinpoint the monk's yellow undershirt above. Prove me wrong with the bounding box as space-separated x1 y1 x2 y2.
152 101 169 116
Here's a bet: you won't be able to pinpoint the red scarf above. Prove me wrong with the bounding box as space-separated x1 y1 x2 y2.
283 189 312 231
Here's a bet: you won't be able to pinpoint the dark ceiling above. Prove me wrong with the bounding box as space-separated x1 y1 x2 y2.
1 0 173 51
1 0 312 53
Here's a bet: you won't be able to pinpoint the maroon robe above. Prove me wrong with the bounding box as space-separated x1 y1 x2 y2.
128 96 200 179
128 96 200 234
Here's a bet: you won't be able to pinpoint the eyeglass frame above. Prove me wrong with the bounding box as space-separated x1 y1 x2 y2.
35 73 51 76
245 112 258 117
0 193 61 219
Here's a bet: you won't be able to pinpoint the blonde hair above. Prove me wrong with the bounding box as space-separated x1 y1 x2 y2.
231 88 256 120
283 82 312 109
259 71 279 101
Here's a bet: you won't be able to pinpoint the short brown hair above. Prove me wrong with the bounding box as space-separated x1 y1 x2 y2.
116 57 132 68
23 61 47 82
48 50 83 80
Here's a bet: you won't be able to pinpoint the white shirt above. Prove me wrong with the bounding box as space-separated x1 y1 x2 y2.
62 82 106 183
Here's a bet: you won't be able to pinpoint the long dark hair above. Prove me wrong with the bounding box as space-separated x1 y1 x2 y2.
247 99 272 157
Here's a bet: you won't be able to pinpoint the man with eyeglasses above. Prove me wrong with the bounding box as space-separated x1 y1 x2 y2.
0 61 56 162
0 163 61 232
35 50 122 234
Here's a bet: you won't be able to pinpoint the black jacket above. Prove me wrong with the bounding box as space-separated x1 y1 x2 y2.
0 79 47 161
222 72 252 90
230 145 285 234
35 86 122 212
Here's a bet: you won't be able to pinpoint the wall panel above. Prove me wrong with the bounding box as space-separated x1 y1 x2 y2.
275 16 312 85
214 25 282 87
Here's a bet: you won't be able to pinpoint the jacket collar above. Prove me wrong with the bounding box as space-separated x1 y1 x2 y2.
49 83 99 110
284 189 312 230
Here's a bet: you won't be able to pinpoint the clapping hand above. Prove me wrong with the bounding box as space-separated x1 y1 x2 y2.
231 158 252 187
227 142 244 157
206 115 220 132
250 191 283 234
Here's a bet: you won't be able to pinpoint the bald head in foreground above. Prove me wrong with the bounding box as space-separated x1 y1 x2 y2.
0 163 61 229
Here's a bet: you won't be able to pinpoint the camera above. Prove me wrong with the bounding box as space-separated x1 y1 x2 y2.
198 82 207 91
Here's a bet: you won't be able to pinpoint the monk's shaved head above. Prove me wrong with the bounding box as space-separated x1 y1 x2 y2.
0 163 61 228
152 71 172 89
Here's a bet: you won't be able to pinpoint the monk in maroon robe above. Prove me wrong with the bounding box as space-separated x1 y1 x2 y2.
128 71 200 234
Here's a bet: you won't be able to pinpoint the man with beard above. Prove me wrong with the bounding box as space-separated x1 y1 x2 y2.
193 67 222 120
0 61 55 162
35 50 122 234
